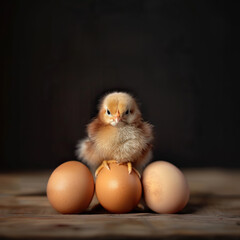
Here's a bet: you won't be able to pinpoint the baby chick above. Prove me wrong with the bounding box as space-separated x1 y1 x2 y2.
76 92 153 177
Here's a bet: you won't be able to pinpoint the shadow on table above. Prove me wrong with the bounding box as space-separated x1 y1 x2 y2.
179 192 240 215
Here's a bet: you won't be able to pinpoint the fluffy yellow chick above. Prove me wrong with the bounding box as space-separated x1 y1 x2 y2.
76 92 153 177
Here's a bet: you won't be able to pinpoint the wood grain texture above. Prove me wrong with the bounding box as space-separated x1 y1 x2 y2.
0 169 240 239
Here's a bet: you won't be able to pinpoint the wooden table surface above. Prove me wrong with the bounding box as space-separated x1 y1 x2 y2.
0 168 240 239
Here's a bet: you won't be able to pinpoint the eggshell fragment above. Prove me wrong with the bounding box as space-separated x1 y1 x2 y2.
47 161 94 214
96 162 142 213
142 161 189 214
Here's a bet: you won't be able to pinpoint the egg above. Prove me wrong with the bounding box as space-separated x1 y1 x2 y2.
95 161 142 213
47 161 94 214
142 161 189 214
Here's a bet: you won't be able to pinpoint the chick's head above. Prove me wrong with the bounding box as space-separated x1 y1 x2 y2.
99 92 141 126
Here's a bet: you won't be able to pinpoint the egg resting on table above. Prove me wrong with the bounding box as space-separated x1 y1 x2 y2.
47 161 94 214
95 161 142 213
142 161 190 214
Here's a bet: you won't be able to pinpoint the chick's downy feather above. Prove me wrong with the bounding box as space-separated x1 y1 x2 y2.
76 92 153 172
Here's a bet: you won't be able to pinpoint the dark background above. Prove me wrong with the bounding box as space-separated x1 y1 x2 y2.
1 0 239 170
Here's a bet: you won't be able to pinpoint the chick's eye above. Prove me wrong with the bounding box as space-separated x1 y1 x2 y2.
125 110 129 115
106 109 111 115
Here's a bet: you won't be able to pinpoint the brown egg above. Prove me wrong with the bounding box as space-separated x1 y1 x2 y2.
47 161 94 214
142 161 189 214
96 162 142 213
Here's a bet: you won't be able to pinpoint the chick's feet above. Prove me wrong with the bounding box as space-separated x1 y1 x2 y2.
95 160 141 179
95 160 118 177
126 162 141 179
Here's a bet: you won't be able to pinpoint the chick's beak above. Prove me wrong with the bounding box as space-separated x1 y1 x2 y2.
114 111 121 123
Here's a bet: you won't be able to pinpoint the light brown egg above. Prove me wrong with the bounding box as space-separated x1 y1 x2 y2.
142 161 189 214
47 161 94 214
95 162 142 213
